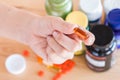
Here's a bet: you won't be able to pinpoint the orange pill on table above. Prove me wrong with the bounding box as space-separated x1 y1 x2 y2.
38 70 44 77
22 50 29 57
52 72 62 80
37 56 43 64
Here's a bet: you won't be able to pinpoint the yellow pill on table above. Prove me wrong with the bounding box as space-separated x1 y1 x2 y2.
65 11 88 28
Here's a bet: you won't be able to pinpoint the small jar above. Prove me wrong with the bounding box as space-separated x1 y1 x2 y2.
85 25 117 72
106 9 120 48
103 0 120 15
45 0 72 19
79 0 103 25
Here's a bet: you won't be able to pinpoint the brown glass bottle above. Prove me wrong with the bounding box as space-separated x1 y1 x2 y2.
85 25 117 72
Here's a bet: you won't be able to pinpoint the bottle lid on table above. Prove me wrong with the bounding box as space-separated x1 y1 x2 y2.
5 54 26 75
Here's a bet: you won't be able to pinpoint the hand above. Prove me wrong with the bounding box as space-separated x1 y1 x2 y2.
0 4 94 64
26 16 95 64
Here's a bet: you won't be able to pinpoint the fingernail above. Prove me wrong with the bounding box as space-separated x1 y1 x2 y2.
86 34 95 45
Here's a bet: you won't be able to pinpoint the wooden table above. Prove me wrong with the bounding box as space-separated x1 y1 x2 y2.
0 0 120 80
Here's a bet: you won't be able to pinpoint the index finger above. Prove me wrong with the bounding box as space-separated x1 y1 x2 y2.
52 18 77 34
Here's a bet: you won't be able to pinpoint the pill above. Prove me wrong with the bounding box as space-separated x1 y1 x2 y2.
22 50 29 57
74 27 89 40
38 70 44 77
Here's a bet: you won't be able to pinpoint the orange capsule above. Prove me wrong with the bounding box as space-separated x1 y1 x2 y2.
37 56 43 64
74 27 89 40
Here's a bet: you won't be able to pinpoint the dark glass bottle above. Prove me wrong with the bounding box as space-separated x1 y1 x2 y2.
85 25 117 72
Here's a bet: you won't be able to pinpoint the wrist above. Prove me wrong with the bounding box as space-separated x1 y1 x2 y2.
22 16 43 45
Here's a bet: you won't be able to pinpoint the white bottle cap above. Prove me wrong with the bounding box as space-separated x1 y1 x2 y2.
79 0 103 21
104 0 120 14
5 54 26 75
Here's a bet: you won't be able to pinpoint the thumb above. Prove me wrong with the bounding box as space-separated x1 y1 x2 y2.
52 19 78 34
51 17 95 45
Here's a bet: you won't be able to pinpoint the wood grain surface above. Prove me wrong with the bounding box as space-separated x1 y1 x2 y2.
0 0 120 80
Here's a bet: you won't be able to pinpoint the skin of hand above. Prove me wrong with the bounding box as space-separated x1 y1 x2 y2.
26 16 95 64
0 3 95 64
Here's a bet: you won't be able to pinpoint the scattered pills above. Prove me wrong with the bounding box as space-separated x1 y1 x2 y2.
38 70 44 77
37 56 43 64
52 72 62 80
54 60 75 73
52 60 75 80
22 50 29 57
5 54 26 75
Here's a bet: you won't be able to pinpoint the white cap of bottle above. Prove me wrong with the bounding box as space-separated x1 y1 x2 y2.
104 0 120 14
5 54 26 75
79 0 103 21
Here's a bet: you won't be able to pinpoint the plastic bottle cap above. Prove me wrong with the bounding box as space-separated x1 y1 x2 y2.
107 9 120 30
66 11 88 28
5 54 26 75
79 0 102 21
104 0 120 14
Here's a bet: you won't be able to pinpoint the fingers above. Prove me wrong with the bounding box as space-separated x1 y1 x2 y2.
76 26 95 45
31 45 48 62
47 36 74 59
46 46 67 64
52 31 82 52
72 26 95 46
52 17 78 34
84 31 95 45
47 36 64 53
51 17 95 45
